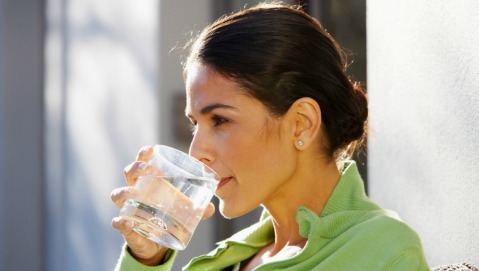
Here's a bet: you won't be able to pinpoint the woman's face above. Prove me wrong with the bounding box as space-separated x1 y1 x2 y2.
185 64 297 218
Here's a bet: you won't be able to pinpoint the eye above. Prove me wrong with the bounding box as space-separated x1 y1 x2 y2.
212 115 228 127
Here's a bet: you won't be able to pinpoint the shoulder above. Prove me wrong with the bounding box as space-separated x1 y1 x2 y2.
345 210 428 267
351 210 423 249
326 211 429 270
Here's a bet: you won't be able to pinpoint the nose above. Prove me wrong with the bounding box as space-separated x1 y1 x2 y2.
188 128 215 166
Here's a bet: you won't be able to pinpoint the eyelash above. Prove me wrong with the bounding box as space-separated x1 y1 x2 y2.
188 115 229 133
189 121 197 134
212 115 228 127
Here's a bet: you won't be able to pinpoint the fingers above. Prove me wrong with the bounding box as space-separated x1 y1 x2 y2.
201 202 215 220
111 216 168 263
111 216 136 237
124 146 165 186
124 145 154 187
111 186 134 208
136 145 154 162
124 161 149 186
111 217 154 255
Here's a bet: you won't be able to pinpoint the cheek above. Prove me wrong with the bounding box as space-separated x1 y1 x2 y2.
221 138 257 169
225 132 289 177
215 118 289 175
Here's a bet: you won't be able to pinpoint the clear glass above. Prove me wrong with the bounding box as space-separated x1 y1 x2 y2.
119 145 219 250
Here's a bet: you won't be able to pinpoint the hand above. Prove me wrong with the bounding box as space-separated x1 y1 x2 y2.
111 146 215 265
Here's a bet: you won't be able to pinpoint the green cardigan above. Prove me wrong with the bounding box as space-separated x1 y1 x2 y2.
115 161 430 271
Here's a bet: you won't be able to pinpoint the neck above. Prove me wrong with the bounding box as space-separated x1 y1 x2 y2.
262 155 341 255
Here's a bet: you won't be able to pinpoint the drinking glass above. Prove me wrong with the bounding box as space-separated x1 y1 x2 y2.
120 145 219 250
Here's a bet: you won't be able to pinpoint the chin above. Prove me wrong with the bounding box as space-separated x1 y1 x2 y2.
218 199 256 219
218 200 236 219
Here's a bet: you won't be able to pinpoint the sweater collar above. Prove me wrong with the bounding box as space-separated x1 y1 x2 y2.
321 160 373 216
296 161 381 239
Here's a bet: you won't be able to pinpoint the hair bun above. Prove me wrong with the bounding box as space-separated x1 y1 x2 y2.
339 83 368 148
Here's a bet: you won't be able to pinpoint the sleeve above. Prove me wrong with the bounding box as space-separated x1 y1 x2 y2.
114 244 178 271
386 249 431 271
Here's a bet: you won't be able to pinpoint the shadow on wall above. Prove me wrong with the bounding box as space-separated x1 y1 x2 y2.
45 0 161 270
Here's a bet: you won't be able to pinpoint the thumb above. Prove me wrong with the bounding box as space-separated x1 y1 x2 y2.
201 202 215 220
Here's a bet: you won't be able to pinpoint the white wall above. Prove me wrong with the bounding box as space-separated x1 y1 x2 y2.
367 0 479 267
45 0 215 270
45 0 159 270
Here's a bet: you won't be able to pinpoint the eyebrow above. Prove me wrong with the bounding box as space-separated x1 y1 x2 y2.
186 103 237 118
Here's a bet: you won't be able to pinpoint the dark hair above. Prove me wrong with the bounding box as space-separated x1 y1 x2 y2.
185 2 368 162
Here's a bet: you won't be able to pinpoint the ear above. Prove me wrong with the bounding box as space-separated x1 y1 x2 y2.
287 97 321 150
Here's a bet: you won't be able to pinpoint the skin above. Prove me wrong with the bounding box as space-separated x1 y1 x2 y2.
111 64 341 269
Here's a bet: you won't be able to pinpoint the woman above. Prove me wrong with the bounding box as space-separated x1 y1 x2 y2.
111 2 430 270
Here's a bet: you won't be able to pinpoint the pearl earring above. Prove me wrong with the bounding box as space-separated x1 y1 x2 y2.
297 140 304 147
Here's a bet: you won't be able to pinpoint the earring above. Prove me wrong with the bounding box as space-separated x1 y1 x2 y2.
297 140 304 147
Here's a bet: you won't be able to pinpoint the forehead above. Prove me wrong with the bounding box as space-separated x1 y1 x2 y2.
185 64 247 112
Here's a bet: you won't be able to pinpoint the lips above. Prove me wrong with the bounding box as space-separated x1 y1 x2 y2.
217 177 232 190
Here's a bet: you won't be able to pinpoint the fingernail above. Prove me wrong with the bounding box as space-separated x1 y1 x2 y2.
125 220 135 229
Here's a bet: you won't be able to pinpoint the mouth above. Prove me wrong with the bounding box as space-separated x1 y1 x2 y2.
217 177 233 190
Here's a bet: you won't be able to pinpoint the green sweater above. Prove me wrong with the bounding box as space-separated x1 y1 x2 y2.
115 161 430 271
